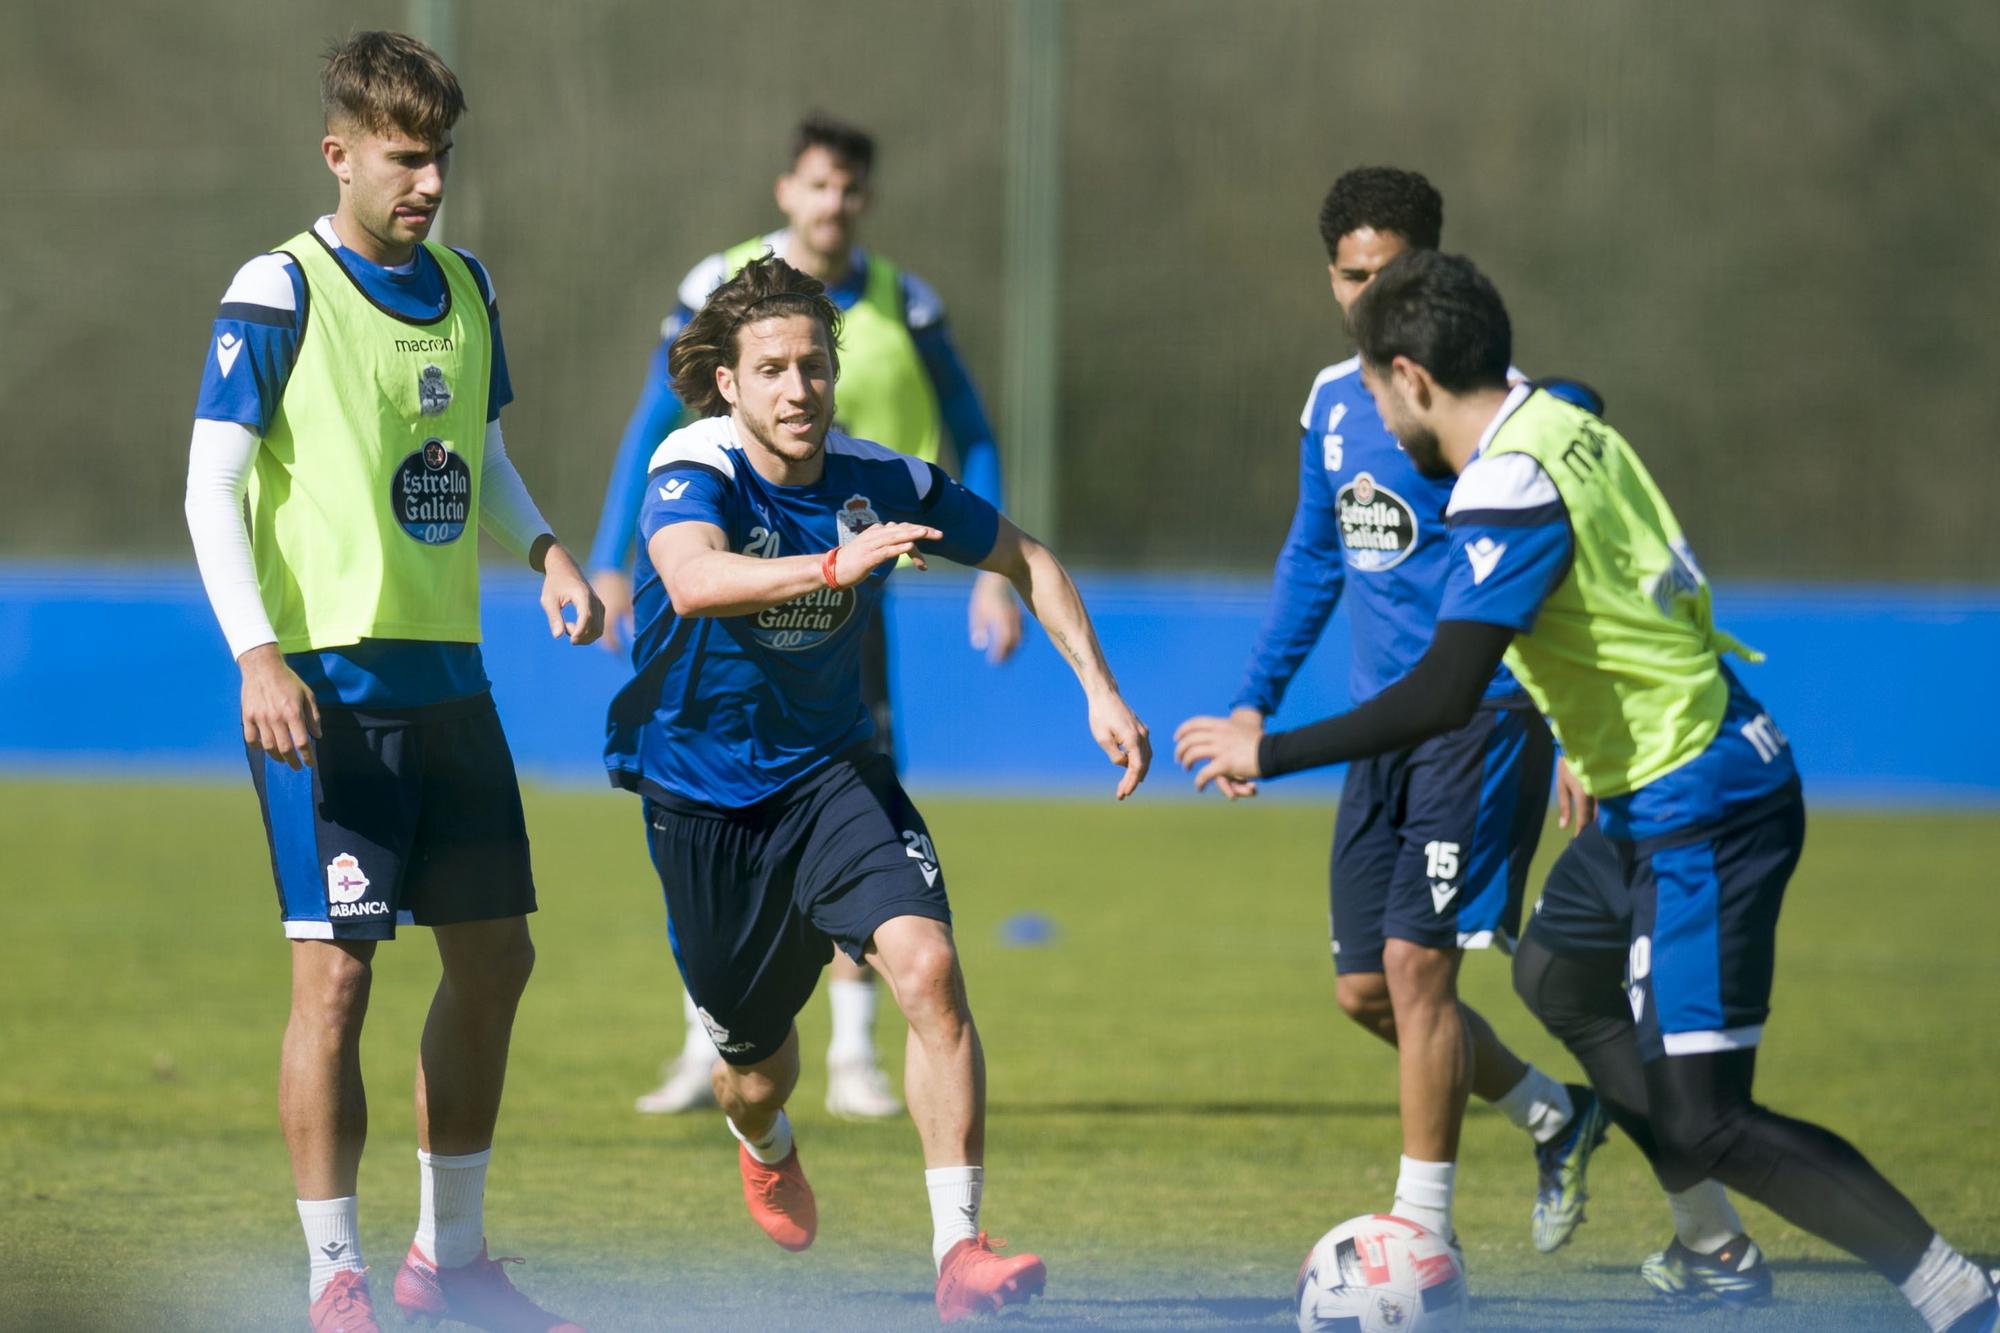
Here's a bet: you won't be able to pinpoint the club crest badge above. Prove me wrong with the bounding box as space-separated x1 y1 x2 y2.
418 364 452 417
326 853 370 905
835 495 880 547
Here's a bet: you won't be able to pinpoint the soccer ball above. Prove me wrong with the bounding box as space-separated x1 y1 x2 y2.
1295 1213 1467 1333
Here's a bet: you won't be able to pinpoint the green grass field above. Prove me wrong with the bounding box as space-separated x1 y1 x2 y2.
2 777 1995 1331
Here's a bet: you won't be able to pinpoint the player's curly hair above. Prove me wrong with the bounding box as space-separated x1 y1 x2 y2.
669 256 844 417
1348 250 1511 394
1318 166 1443 260
321 31 465 142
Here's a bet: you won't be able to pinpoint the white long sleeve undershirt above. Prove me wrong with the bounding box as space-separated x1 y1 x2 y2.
183 419 553 662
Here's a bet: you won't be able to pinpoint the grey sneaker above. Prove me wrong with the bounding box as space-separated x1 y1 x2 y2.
1640 1234 1774 1308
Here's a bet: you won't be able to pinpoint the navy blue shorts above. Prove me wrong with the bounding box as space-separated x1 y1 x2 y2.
1526 821 1634 955
1625 784 1804 1060
1329 703 1553 974
248 693 536 942
642 749 950 1066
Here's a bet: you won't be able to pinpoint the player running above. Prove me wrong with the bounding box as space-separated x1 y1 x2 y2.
182 32 593 1333
1191 166 1606 1255
592 115 1019 1120
604 255 1148 1322
1177 249 1998 1333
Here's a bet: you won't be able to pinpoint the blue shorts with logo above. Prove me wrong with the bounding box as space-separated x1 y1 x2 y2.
248 693 537 941
1329 702 1553 973
1623 783 1804 1060
641 748 949 1066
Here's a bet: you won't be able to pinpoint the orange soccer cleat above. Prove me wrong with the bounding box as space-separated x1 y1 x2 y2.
391 1243 584 1332
738 1143 818 1251
309 1268 381 1333
934 1233 1047 1323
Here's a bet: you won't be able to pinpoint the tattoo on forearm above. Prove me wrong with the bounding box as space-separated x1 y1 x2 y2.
1050 626 1084 669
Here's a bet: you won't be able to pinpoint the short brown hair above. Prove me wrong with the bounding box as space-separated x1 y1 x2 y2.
321 31 465 142
669 256 843 417
789 113 875 180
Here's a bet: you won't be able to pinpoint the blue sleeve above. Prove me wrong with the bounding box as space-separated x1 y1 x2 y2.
485 301 513 421
635 461 732 551
193 261 303 432
451 250 513 422
1230 430 1346 714
589 318 693 572
912 462 1001 567
909 313 1004 510
1438 508 1573 631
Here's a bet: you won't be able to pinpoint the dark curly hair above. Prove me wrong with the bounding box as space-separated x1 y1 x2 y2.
1317 167 1443 261
668 256 843 417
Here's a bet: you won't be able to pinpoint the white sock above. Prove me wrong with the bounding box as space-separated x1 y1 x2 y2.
1392 1156 1456 1238
1666 1180 1743 1254
681 989 720 1065
298 1196 363 1301
927 1165 984 1270
1492 1067 1574 1145
414 1148 490 1270
827 977 879 1067
728 1110 795 1165
1899 1234 1994 1332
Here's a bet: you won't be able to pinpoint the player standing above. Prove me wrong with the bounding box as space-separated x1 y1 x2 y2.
591 115 1019 1119
1177 249 1998 1333
1194 167 1606 1253
182 32 594 1333
604 256 1148 1321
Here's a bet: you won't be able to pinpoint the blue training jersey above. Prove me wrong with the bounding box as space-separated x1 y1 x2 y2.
588 234 1004 573
1232 358 1524 715
604 416 1001 808
1437 439 1799 840
192 216 514 709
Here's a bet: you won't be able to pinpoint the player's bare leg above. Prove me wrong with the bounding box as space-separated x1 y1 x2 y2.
284 938 376 1312
394 917 579 1331
417 916 536 1157
1384 941 1471 1164
714 1027 816 1251
284 939 377 1198
866 916 983 1167
868 915 1043 1322
1337 971 1533 1098
1381 939 1472 1245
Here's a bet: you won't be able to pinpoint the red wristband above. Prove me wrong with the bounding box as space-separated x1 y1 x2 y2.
821 546 843 590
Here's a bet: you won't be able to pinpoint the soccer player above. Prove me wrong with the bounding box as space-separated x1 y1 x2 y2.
182 32 594 1333
591 115 1019 1119
603 256 1148 1322
1176 249 1998 1333
1196 166 1606 1254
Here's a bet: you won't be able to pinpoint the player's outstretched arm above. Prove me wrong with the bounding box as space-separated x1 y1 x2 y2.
978 517 1151 800
651 519 942 619
1175 619 1513 792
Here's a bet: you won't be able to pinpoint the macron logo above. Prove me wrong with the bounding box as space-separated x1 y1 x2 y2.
1466 537 1507 585
215 332 242 378
1430 881 1458 915
658 478 689 502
